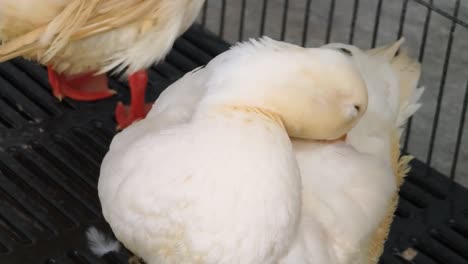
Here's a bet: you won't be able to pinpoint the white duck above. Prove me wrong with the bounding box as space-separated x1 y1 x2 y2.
96 38 368 264
279 39 423 264
91 38 423 264
0 0 205 128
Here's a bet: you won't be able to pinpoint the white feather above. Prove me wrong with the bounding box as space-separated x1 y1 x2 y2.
86 227 121 257
98 38 368 264
280 141 396 264
397 86 425 127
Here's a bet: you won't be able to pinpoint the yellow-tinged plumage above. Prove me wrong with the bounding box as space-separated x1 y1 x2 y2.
365 40 423 264
367 132 413 264
320 38 423 263
0 0 205 75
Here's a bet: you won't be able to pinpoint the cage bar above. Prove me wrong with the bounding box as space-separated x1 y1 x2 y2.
325 0 336 44
425 0 461 176
411 0 468 29
302 0 313 46
449 81 468 180
260 0 269 37
348 0 360 44
403 0 434 153
397 0 409 38
239 0 247 41
280 0 289 41
219 0 227 37
371 0 383 48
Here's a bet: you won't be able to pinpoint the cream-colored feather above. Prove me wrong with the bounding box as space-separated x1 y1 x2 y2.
0 0 205 75
366 38 423 128
40 0 103 63
365 38 405 61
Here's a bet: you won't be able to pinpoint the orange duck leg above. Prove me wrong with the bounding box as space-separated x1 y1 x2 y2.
115 70 152 130
47 66 116 101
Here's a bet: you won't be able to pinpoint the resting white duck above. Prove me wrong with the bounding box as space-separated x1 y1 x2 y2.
95 38 368 264
0 0 205 128
280 39 423 264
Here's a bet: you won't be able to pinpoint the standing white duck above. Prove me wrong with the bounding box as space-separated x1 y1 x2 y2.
279 39 423 264
96 38 368 264
0 0 205 128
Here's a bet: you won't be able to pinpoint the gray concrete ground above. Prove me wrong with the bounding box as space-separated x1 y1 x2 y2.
196 0 468 187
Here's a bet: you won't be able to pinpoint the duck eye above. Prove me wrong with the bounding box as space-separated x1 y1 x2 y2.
338 48 352 56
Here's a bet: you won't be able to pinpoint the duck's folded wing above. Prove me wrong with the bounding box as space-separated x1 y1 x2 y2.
0 0 161 63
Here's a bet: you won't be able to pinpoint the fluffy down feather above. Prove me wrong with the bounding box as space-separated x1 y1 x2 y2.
86 227 121 257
